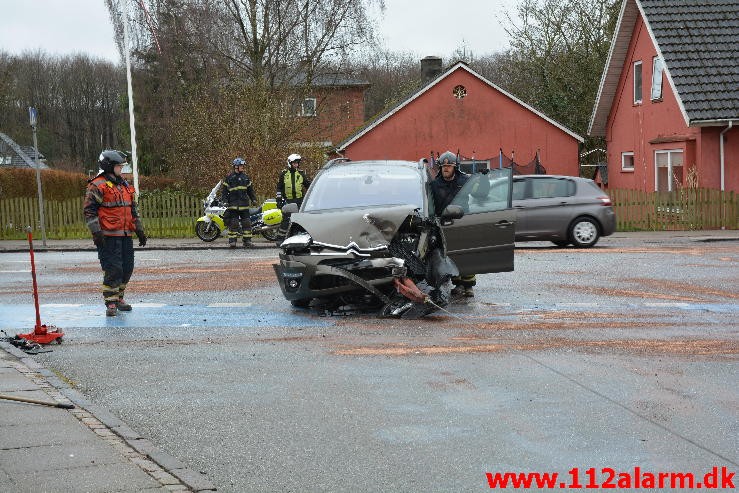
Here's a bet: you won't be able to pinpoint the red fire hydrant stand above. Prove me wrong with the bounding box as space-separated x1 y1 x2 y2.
17 228 64 345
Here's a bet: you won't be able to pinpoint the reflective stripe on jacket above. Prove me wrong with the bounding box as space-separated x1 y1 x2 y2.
222 171 257 208
277 169 311 200
83 174 141 236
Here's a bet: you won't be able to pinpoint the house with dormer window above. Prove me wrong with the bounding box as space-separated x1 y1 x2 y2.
589 0 739 192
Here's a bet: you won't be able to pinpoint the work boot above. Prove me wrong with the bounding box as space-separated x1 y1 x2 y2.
229 239 237 248
463 286 475 298
117 299 132 311
450 285 464 297
243 238 253 249
105 302 118 317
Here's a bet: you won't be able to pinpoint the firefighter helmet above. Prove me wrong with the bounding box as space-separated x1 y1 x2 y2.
232 157 246 168
437 151 458 167
98 150 128 174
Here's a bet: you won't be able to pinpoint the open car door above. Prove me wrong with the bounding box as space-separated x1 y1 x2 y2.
442 168 515 276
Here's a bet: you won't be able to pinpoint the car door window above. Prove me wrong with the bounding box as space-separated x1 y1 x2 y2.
450 168 513 213
512 179 526 200
530 178 574 199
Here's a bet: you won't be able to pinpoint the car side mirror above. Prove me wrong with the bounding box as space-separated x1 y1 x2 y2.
281 203 299 214
440 204 464 225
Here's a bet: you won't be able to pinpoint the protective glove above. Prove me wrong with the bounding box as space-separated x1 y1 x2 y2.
135 229 147 247
92 231 105 248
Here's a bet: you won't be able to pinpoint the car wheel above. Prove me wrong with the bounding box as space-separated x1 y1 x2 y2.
569 217 600 248
290 298 311 308
551 240 570 247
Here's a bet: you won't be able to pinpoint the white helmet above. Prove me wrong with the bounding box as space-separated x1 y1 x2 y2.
287 153 302 165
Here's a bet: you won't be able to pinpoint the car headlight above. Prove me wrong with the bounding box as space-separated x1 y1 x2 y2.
281 233 312 250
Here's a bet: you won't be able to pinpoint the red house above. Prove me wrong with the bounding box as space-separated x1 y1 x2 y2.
337 60 583 174
589 0 739 192
292 73 370 148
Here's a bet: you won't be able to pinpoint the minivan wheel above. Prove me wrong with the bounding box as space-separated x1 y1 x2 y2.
551 240 570 247
569 217 600 248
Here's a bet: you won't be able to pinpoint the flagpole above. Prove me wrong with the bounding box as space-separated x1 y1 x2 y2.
123 0 140 199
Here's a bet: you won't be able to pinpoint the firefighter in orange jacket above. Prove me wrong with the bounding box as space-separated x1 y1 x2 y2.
84 150 147 317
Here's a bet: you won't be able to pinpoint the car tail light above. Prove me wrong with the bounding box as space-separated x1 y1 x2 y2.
597 195 612 206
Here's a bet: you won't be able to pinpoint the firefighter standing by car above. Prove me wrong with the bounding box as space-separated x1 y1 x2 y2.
430 150 489 298
275 153 311 242
84 150 147 317
221 157 258 248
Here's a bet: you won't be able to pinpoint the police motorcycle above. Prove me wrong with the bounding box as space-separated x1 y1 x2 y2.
195 181 282 242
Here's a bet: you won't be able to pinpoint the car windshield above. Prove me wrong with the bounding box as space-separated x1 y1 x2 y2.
302 164 424 212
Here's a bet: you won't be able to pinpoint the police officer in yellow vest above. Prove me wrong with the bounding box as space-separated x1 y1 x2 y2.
275 153 311 241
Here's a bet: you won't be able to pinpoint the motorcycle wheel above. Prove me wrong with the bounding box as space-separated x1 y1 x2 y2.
261 228 279 242
195 221 221 242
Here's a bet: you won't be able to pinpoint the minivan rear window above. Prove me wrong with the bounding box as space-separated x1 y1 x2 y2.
530 178 574 198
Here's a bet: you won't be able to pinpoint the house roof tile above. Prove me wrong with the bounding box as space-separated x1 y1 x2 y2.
589 0 739 135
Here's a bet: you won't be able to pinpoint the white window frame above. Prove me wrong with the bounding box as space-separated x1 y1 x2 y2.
621 152 634 172
654 149 684 192
651 56 664 101
300 97 317 117
633 60 643 104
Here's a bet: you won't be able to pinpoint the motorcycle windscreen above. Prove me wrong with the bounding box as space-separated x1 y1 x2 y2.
443 168 515 276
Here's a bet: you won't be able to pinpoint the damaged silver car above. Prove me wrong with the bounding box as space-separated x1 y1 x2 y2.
272 159 515 317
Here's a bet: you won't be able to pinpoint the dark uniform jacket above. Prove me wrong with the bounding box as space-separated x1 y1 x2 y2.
83 173 142 236
276 168 311 201
430 170 470 215
222 171 257 210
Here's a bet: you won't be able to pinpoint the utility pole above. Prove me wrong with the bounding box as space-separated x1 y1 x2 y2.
29 107 47 246
123 0 140 199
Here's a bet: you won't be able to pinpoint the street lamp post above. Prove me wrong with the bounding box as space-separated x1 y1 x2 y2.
29 107 47 247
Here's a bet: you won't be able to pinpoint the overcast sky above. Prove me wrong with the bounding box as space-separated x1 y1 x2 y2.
0 0 519 63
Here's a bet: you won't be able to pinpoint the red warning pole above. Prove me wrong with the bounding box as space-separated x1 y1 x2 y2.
18 227 64 344
28 228 42 330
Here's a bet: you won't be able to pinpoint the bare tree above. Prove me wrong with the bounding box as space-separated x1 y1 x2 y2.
492 0 619 139
0 51 124 170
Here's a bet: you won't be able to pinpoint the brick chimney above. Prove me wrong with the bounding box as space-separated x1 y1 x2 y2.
421 56 443 83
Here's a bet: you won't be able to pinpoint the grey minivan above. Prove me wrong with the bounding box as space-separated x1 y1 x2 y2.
512 175 616 247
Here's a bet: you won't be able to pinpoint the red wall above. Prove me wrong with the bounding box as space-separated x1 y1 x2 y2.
699 126 739 191
605 15 739 192
342 68 580 175
295 86 367 146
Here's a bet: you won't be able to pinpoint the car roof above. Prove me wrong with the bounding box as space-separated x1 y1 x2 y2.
514 174 589 181
322 159 422 170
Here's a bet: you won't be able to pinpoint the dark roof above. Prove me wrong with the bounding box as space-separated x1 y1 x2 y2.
641 0 739 123
0 132 48 169
287 71 370 88
590 0 739 135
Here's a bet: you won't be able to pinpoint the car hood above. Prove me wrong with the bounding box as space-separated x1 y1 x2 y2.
290 205 418 249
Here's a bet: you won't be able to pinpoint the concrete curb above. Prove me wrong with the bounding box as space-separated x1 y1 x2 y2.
0 341 217 492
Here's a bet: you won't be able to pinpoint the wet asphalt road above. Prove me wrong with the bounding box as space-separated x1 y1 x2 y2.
1 234 737 492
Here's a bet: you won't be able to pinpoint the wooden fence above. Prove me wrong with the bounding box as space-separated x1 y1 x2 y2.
0 194 203 239
609 188 737 231
1 188 736 239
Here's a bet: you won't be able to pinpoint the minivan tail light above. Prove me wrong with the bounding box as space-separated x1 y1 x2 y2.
597 196 612 206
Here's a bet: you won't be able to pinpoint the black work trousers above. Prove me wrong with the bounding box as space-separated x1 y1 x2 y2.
224 208 253 240
96 235 135 305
